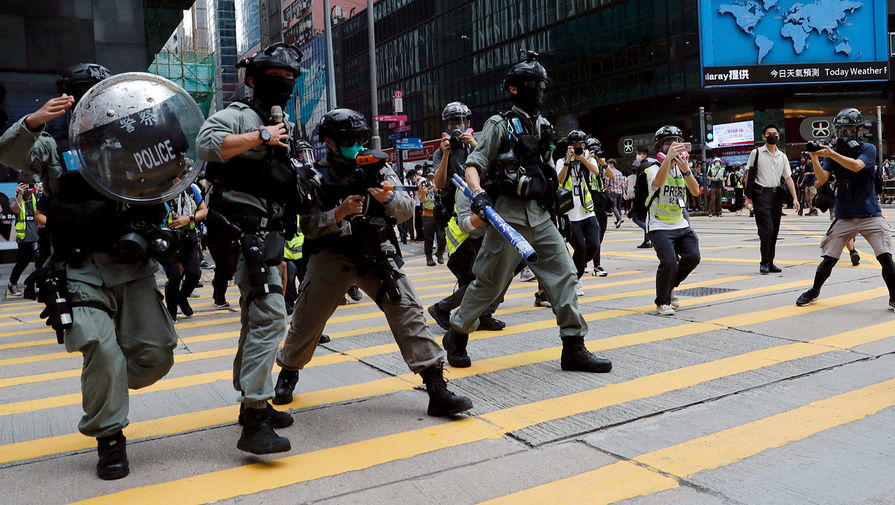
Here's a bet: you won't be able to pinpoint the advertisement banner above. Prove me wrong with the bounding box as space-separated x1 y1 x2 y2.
286 34 328 160
699 0 890 87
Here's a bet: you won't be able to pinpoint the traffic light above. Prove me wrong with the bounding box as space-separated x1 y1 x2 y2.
704 112 714 143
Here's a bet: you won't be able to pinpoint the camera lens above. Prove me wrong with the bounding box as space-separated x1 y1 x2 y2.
574 146 583 156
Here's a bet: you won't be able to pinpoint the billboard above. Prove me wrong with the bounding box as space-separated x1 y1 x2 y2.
699 0 890 87
286 34 328 160
707 120 755 149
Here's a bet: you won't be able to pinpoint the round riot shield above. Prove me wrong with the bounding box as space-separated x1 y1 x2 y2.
69 72 205 205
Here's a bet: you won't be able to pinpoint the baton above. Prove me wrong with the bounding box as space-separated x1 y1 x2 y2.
451 174 538 264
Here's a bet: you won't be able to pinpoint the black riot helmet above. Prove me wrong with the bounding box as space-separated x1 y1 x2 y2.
441 101 471 121
57 63 111 103
586 137 603 155
318 108 370 166
832 108 863 140
503 50 549 90
237 42 303 79
295 139 315 165
654 125 683 151
567 130 587 144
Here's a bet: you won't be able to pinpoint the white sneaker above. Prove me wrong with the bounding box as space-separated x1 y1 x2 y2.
575 281 584 297
670 289 680 309
520 266 536 282
657 304 675 316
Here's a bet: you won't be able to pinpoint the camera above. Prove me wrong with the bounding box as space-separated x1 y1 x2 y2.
573 146 584 156
116 219 179 260
805 140 832 153
447 127 464 149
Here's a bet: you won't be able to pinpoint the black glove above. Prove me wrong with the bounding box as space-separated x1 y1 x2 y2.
470 190 493 217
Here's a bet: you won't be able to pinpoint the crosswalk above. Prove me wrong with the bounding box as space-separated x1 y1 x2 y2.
1 241 894 504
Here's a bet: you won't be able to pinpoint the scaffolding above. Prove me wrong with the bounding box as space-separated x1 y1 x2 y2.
148 49 215 116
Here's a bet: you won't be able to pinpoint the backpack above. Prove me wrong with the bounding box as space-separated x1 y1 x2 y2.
631 169 650 221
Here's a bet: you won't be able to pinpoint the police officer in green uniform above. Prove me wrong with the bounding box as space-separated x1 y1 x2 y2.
273 108 473 417
197 42 303 454
442 51 612 374
0 64 179 480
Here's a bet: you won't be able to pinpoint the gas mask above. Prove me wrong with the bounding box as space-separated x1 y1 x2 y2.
512 80 546 115
445 118 470 149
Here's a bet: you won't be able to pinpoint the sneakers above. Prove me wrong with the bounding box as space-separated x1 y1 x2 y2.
442 328 471 368
760 264 770 275
807 209 818 216
236 405 291 454
889 297 895 311
7 283 21 297
213 300 231 309
426 257 436 267
615 218 624 229
436 253 445 264
656 304 675 316
477 315 506 331
796 289 819 307
575 280 584 297
319 334 331 344
534 291 551 308
347 285 363 302
560 336 612 373
178 298 194 317
427 304 452 331
636 240 653 249
519 267 536 282
96 431 129 480
670 289 680 309
200 259 215 269
272 369 299 405
238 402 294 429
420 364 473 416
850 249 860 266
592 266 608 277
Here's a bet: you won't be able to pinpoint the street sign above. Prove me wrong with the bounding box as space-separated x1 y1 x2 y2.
373 115 407 122
388 132 405 142
393 125 411 133
395 138 423 150
393 90 403 99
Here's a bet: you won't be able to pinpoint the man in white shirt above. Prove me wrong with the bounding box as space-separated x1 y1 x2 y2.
744 124 800 274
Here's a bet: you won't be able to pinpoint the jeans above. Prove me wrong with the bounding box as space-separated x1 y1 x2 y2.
649 227 701 306
607 192 623 221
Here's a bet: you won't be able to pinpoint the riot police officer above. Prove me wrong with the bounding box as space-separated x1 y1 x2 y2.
197 42 304 454
442 51 612 374
273 108 473 418
0 64 182 479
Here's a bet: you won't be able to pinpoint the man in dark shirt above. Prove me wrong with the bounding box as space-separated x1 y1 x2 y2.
796 108 895 309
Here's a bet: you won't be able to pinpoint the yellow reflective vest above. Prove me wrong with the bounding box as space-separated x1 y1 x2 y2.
15 197 37 241
284 216 303 260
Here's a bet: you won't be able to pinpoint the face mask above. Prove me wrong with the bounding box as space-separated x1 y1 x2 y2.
252 74 295 109
512 87 544 115
338 143 364 161
765 134 778 145
636 154 644 161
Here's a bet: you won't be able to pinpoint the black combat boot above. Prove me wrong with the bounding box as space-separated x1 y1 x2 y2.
237 405 291 454
442 328 471 367
96 431 129 480
477 315 506 331
420 364 473 417
273 369 299 405
427 304 451 331
238 402 294 429
560 336 612 373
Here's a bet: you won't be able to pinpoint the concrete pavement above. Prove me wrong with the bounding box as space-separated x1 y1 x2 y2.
1 211 894 504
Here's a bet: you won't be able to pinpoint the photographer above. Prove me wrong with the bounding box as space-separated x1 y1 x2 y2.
645 126 701 316
7 175 40 296
744 124 800 274
274 108 472 418
433 101 476 190
557 129 601 294
159 180 207 321
419 169 446 266
629 145 655 248
796 108 895 309
587 137 611 276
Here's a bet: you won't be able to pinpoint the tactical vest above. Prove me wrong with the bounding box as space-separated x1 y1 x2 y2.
649 169 687 224
15 197 37 240
487 110 551 202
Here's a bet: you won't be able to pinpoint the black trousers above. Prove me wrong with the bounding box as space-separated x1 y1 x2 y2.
569 216 600 278
423 215 446 259
753 190 782 265
159 230 202 316
9 241 37 284
437 238 523 317
207 233 238 305
649 227 701 306
414 206 424 240
284 257 308 309
591 211 607 268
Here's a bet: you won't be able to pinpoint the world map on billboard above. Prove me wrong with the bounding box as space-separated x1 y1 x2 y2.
714 0 870 64
699 0 889 85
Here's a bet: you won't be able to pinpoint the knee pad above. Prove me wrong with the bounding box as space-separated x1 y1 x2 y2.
817 256 838 278
877 253 895 277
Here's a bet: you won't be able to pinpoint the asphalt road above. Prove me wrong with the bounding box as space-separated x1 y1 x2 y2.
1 211 894 505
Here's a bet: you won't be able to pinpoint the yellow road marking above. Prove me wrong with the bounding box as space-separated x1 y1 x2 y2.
480 377 895 505
71 317 895 505
2 287 888 465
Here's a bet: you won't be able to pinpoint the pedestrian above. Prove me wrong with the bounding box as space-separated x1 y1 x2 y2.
441 51 611 374
796 108 895 309
0 64 178 480
801 162 818 216
730 164 745 216
274 108 472 417
587 137 610 276
557 129 601 294
629 145 654 248
707 157 724 217
605 159 626 228
419 170 446 266
412 164 424 240
7 175 40 296
198 42 305 455
159 179 207 321
743 124 800 274
645 126 702 316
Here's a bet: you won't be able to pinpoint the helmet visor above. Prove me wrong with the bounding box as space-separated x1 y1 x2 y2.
334 131 369 148
520 80 547 90
445 118 469 132
834 125 858 139
296 148 316 164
